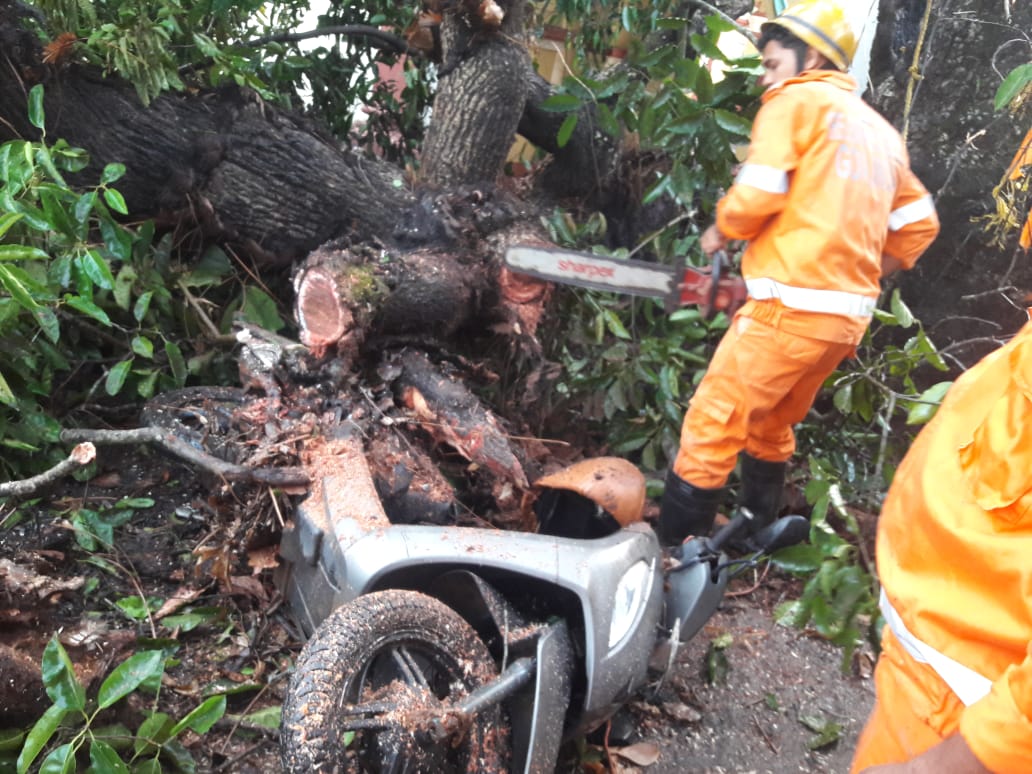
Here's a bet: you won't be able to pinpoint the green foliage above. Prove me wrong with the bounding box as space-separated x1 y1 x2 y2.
771 293 952 660
540 14 760 474
799 289 951 505
30 0 433 161
772 466 878 670
69 498 154 553
13 637 226 773
0 86 286 479
540 13 760 222
995 62 1032 112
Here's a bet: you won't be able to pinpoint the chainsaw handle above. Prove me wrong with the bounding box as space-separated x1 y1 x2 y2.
701 251 725 320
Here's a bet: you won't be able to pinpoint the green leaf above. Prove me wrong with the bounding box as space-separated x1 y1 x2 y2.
169 695 226 739
693 65 714 105
0 369 18 407
101 163 127 185
38 742 75 774
0 264 44 311
103 188 129 215
79 250 116 290
89 740 129 774
181 246 232 287
134 757 162 774
240 286 283 331
98 651 165 710
114 596 157 621
0 245 49 262
556 113 578 149
96 215 132 262
832 383 852 414
165 340 186 385
995 63 1032 111
602 309 631 339
906 381 952 425
16 704 66 774
711 108 752 138
38 188 77 237
35 307 61 343
888 288 914 327
41 638 85 712
160 740 196 773
238 705 281 731
113 265 137 310
131 336 154 359
74 192 97 225
771 543 823 573
133 290 153 322
65 294 112 326
134 713 173 755
91 723 134 752
27 85 45 130
0 211 24 239
538 93 582 112
136 369 158 398
117 497 154 510
105 359 133 396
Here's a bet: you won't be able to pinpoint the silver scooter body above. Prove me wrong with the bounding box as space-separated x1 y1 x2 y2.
278 467 744 773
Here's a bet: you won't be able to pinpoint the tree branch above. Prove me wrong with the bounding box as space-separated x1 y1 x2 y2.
59 427 311 488
178 26 417 79
684 0 757 46
0 442 96 498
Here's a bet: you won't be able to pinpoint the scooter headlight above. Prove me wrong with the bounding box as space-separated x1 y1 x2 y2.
608 559 655 649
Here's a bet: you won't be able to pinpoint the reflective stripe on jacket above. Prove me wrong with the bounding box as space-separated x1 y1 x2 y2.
716 70 939 335
879 589 991 706
745 278 876 317
876 317 1032 772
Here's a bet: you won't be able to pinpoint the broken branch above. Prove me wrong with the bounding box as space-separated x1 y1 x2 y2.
0 442 96 499
59 427 310 488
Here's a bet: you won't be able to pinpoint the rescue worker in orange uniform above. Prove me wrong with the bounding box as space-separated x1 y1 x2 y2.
850 315 1032 773
657 0 940 545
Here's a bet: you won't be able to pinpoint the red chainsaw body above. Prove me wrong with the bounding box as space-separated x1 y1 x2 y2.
679 266 748 316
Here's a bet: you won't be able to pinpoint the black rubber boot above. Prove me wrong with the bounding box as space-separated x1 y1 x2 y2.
657 469 725 546
739 454 787 538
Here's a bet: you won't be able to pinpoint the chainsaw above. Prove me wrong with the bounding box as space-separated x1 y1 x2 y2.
504 245 747 319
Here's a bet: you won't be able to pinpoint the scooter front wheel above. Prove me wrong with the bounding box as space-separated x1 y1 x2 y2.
281 589 510 773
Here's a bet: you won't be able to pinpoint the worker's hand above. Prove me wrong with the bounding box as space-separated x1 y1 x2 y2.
699 224 728 256
859 734 992 774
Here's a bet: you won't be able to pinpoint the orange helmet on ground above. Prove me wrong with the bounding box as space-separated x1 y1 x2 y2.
534 457 646 527
762 0 857 71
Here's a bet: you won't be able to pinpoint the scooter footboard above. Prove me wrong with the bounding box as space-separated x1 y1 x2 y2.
508 621 574 774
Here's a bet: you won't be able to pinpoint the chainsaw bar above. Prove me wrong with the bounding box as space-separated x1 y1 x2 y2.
504 245 677 300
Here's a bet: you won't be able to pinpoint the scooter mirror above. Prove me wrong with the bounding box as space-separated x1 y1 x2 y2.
751 514 810 553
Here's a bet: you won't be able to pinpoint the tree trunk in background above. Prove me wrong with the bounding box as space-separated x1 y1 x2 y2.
868 0 1032 364
419 0 530 187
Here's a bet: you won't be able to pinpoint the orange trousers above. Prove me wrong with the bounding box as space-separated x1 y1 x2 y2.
851 629 964 772
673 311 855 488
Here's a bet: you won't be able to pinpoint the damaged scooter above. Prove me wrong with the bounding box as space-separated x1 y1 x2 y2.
275 450 809 773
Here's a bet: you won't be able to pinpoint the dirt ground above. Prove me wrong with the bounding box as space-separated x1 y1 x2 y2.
614 596 875 773
0 444 875 773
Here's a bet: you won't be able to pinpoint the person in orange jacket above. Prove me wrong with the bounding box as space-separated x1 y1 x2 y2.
658 0 940 545
850 313 1032 773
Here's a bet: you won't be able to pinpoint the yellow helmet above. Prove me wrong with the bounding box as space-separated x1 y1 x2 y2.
762 0 857 71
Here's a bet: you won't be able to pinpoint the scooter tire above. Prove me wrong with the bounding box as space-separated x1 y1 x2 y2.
281 589 511 773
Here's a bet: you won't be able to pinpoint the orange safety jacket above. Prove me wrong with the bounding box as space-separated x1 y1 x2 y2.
874 317 1032 772
716 70 939 343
